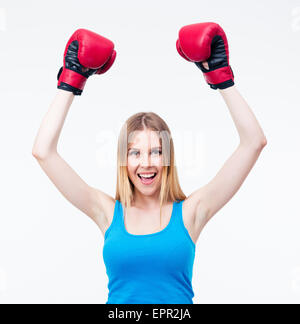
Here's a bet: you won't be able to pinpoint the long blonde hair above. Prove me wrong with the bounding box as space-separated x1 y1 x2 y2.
115 112 186 228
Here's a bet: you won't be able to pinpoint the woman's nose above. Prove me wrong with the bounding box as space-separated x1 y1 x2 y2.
140 152 151 166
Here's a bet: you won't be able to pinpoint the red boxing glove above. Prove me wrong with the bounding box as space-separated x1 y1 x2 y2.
57 29 116 95
176 22 234 90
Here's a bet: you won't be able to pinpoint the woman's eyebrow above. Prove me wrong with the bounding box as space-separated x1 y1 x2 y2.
128 146 162 151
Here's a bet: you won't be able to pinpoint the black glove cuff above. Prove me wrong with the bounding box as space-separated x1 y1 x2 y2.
209 79 235 90
57 82 82 96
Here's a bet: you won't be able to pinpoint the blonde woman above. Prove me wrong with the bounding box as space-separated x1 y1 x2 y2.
32 24 267 304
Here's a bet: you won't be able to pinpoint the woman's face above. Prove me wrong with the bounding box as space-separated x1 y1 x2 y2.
127 129 163 196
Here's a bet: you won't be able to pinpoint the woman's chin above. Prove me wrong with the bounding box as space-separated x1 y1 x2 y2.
135 182 160 194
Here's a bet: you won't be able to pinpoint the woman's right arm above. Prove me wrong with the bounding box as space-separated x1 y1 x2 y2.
32 90 114 230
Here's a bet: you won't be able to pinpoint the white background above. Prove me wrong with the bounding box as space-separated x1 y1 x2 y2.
0 0 299 304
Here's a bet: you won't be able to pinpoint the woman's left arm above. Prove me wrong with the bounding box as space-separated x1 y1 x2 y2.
189 85 267 225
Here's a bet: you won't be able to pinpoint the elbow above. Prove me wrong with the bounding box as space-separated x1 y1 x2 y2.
32 148 44 160
255 137 267 151
241 137 267 151
261 137 267 148
32 147 40 159
32 147 54 160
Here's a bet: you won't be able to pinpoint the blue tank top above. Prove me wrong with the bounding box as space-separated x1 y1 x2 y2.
102 199 196 304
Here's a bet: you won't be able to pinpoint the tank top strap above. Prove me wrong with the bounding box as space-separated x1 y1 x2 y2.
104 199 123 240
117 200 124 220
171 199 184 227
172 199 195 249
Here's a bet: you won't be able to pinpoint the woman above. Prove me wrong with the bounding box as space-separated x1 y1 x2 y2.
32 24 267 304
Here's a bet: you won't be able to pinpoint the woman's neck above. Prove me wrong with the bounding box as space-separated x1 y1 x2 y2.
132 190 161 210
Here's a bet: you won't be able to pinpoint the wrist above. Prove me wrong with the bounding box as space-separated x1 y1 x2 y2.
57 88 75 98
218 84 236 93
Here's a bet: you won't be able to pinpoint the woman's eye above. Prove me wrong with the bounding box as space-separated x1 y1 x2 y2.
152 150 162 155
129 150 161 156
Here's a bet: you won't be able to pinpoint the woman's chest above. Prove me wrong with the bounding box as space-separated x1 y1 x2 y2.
124 204 173 235
125 203 200 245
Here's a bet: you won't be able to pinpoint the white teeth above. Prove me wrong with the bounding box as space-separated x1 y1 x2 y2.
139 173 155 178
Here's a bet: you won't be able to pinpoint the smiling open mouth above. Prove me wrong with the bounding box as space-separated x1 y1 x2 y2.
137 173 157 185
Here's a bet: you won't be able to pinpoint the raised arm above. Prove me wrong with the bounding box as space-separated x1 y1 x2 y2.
32 29 116 233
32 91 112 224
176 22 267 231
192 86 267 224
